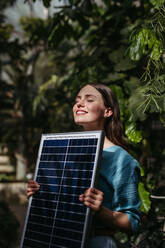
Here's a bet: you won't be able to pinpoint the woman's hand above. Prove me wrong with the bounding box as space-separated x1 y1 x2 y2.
27 180 40 199
79 188 103 212
79 188 131 232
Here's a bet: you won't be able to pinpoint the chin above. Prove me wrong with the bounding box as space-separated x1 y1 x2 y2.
74 117 87 124
75 120 86 126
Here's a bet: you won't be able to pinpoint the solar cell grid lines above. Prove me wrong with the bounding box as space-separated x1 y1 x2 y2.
20 131 104 248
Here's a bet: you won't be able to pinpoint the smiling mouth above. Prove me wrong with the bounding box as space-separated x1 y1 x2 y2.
76 110 88 115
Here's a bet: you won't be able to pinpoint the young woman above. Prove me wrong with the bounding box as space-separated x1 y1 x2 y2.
27 83 141 248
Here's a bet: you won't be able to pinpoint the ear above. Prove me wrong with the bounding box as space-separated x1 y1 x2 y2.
104 108 113 118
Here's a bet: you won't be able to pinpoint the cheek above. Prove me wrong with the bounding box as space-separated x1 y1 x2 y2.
72 105 76 113
72 106 77 120
89 104 104 114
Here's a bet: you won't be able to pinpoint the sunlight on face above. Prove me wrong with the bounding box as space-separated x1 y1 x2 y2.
73 85 107 131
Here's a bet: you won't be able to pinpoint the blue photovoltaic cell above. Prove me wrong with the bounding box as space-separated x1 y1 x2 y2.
21 133 103 248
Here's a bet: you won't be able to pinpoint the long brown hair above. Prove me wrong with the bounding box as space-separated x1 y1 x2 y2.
88 83 127 149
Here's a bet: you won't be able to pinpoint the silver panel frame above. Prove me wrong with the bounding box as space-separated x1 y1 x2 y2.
20 130 104 248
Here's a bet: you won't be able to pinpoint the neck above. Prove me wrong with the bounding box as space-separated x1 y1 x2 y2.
81 125 115 148
103 136 115 149
82 122 105 132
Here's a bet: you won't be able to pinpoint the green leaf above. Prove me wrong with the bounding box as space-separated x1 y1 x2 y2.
128 83 164 120
114 58 136 72
109 85 125 117
125 122 143 143
138 182 151 214
48 25 65 47
140 165 145 177
150 39 163 60
33 75 58 113
106 72 126 82
149 0 164 9
0 24 13 40
129 28 162 61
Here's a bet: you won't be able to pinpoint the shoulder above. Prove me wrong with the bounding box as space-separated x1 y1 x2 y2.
103 145 139 165
102 145 140 176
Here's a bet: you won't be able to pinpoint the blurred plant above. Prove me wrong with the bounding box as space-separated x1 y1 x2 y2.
0 174 15 182
129 4 165 120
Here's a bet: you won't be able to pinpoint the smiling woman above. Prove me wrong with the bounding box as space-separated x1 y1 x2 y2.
73 85 113 133
73 83 127 150
27 83 142 248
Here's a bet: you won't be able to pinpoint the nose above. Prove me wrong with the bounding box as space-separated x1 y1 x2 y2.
77 99 85 107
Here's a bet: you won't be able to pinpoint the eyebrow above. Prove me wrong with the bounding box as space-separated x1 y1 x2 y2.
76 94 97 99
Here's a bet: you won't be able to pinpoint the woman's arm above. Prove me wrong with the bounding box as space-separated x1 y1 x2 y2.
79 187 131 232
96 205 131 232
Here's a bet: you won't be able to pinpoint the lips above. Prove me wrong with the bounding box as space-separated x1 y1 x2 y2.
76 110 88 115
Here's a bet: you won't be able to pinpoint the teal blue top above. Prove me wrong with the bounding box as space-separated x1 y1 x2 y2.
97 145 141 233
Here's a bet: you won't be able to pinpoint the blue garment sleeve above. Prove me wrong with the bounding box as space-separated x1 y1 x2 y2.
112 157 141 232
112 161 141 232
100 146 141 233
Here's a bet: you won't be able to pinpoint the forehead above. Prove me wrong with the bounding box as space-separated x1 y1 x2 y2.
77 85 102 98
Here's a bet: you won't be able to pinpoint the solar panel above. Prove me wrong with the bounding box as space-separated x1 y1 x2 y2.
20 131 104 248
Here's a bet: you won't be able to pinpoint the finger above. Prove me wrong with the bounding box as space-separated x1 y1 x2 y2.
28 180 39 185
84 197 95 205
85 188 103 196
27 191 35 199
27 187 39 193
84 190 103 201
79 194 84 202
28 185 40 190
27 186 40 194
28 180 37 185
83 192 103 210
84 193 103 202
83 201 101 212
89 188 104 196
84 197 102 206
27 183 40 190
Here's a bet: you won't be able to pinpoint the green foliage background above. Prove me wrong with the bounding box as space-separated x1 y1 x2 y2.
0 0 165 247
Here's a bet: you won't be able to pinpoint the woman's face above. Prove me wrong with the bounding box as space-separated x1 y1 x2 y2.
73 85 110 131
